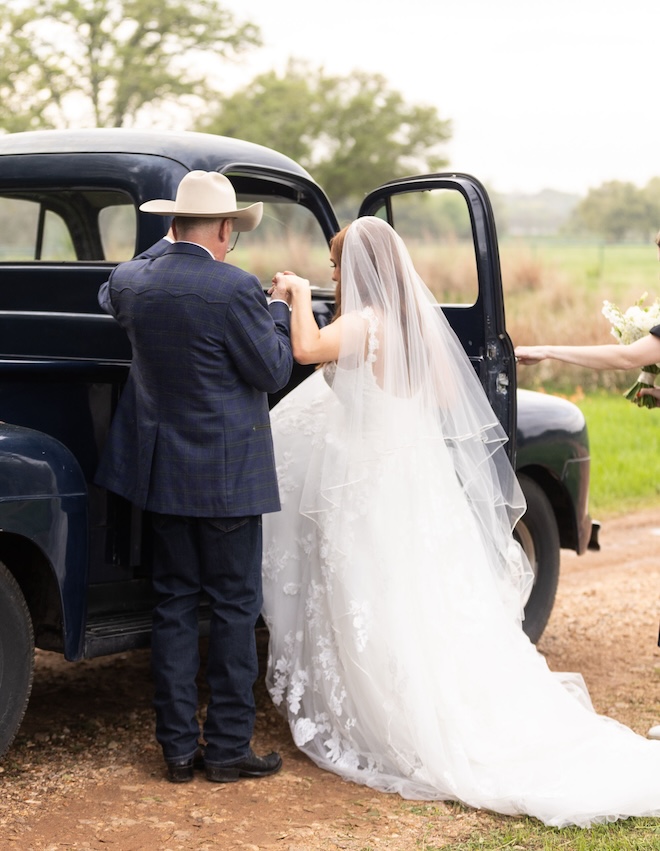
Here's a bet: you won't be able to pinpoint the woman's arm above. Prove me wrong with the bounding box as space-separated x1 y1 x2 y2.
515 334 660 370
270 271 343 364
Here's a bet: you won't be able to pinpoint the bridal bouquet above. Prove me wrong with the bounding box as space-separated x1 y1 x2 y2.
601 293 660 408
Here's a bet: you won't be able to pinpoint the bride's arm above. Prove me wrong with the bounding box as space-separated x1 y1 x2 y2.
271 271 346 365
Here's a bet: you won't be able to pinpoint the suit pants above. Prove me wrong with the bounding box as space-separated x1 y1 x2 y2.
149 512 263 765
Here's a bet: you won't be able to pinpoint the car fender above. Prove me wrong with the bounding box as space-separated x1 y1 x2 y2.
0 423 88 659
515 389 592 553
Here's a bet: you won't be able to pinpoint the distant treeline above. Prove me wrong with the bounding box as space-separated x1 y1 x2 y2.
491 178 660 243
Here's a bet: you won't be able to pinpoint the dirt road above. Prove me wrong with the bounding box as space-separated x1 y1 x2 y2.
1 508 659 850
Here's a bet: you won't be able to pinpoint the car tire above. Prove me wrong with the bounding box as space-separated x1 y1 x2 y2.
0 561 34 759
514 474 560 644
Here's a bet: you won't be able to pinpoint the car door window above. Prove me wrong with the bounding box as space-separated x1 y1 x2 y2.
367 188 478 306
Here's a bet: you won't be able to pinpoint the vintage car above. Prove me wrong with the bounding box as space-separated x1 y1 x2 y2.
0 129 598 758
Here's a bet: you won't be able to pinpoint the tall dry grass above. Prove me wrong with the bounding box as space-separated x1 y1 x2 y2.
406 239 653 393
237 235 660 395
238 242 332 285
501 241 660 393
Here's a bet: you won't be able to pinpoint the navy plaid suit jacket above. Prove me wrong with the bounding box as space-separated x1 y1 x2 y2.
95 241 293 517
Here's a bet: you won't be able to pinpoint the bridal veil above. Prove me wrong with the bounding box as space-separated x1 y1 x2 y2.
299 216 533 625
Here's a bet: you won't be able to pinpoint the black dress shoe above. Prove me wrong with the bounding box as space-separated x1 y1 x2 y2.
166 746 205 783
205 748 283 783
166 757 194 783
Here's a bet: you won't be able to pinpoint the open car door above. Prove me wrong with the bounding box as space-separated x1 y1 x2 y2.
358 173 516 461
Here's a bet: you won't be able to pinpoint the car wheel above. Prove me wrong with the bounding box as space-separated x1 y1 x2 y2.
0 561 34 759
514 474 560 644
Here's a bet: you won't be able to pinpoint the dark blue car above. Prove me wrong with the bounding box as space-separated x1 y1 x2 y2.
0 129 598 758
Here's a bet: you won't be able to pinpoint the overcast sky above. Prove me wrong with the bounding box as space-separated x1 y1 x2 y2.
218 0 658 197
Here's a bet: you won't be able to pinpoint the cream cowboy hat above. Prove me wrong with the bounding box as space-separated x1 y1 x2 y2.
139 170 263 232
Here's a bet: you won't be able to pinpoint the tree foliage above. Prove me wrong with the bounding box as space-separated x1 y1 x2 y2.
569 179 660 242
0 0 260 131
199 61 451 205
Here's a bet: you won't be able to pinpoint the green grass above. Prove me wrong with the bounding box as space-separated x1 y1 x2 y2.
501 238 660 299
443 819 660 850
396 802 660 850
569 391 660 517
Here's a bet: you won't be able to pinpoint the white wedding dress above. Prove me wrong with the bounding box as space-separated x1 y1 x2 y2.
262 219 660 828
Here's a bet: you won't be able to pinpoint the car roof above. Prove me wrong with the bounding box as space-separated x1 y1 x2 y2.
0 128 313 179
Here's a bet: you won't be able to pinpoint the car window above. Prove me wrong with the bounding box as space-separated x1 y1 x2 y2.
0 197 76 261
369 188 479 306
0 185 329 274
228 196 334 289
99 204 137 262
0 189 136 262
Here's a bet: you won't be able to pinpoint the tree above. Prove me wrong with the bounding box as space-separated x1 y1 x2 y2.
199 61 451 205
0 0 260 131
569 180 657 242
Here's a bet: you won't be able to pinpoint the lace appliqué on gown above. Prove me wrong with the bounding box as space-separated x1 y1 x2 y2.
264 310 411 779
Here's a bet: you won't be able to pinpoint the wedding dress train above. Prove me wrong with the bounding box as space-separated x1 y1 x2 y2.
262 218 660 827
262 362 660 828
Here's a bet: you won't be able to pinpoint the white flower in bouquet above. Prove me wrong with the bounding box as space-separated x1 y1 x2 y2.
601 293 660 408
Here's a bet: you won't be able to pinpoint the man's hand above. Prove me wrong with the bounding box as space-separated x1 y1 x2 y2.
268 271 293 305
269 271 311 305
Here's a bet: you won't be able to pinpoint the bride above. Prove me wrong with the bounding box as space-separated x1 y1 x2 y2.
262 216 660 827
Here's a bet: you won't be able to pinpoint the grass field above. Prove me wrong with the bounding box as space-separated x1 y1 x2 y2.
502 238 660 299
566 391 660 517
401 803 660 850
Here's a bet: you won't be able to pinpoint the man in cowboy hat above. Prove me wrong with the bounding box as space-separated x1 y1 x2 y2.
96 171 293 783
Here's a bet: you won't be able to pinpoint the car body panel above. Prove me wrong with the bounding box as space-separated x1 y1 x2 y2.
0 424 88 658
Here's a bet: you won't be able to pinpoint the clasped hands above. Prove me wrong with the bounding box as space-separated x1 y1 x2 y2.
268 271 310 306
